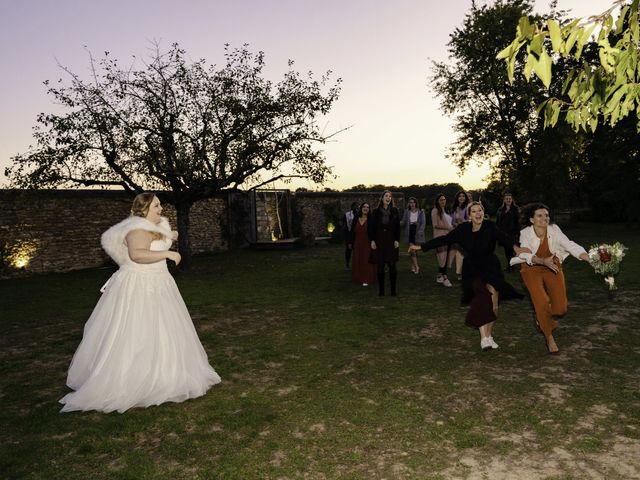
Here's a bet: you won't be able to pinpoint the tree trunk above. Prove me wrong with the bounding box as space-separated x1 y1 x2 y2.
175 201 193 270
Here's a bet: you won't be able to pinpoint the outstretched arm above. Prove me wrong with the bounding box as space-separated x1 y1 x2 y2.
409 227 460 253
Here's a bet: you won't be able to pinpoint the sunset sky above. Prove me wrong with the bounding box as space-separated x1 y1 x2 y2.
0 0 613 191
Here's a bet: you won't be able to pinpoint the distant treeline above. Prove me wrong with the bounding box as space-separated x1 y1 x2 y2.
297 177 640 225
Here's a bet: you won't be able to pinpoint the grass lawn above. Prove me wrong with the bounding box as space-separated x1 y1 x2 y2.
1 223 639 479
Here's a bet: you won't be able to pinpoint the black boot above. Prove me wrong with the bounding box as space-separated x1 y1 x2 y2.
389 263 397 296
377 264 385 296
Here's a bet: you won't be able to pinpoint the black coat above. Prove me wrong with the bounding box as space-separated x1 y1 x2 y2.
368 206 400 263
421 221 523 304
496 205 520 240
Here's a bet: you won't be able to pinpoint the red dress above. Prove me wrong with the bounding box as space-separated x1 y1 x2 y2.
351 219 377 284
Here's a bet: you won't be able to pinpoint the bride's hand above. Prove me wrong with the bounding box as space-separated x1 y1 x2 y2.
171 230 179 241
167 251 181 265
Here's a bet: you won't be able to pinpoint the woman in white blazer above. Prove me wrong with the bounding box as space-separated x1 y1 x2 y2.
512 203 589 354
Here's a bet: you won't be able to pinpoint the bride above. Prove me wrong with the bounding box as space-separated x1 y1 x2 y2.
60 193 221 413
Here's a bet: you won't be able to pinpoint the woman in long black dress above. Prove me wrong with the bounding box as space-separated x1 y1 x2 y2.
410 202 526 351
369 190 401 296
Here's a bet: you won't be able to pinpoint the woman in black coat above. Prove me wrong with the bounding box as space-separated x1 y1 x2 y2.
496 191 520 271
410 202 526 351
368 190 401 296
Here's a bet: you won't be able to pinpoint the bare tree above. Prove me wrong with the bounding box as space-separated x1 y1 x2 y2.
7 43 343 267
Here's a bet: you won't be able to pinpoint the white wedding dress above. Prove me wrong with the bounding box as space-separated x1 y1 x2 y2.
60 216 221 413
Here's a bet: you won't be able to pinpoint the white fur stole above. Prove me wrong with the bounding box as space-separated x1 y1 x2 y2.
101 216 173 266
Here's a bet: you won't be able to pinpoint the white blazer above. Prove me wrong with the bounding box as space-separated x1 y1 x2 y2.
511 223 586 266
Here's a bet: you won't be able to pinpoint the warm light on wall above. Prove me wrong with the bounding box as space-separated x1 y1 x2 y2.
327 222 335 233
5 240 39 269
271 231 278 242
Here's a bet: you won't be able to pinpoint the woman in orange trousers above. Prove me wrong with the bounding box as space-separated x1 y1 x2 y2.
513 203 590 354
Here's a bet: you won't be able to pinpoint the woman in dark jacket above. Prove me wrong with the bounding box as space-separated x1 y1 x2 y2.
496 191 520 271
410 202 526 351
368 190 401 296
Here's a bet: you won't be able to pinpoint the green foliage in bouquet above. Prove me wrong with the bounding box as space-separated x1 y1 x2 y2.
587 241 628 289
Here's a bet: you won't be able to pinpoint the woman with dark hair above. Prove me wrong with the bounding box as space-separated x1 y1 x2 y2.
350 202 377 286
450 190 469 280
431 193 454 287
496 191 520 271
400 196 426 274
60 193 221 413
343 202 359 269
369 190 401 296
513 203 589 354
410 202 526 351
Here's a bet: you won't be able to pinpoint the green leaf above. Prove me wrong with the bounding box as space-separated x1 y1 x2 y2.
561 70 576 94
564 29 580 56
599 46 613 72
545 99 561 127
604 85 628 114
561 18 581 35
523 53 536 80
529 33 545 56
631 11 639 45
496 43 514 60
506 57 516 84
535 98 549 115
535 49 552 88
517 16 533 39
615 6 630 33
575 25 597 59
610 104 620 125
547 19 562 52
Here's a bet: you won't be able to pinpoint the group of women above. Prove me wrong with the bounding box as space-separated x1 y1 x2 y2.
59 190 589 414
348 189 473 292
349 190 590 355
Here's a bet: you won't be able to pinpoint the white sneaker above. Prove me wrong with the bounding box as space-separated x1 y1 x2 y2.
480 337 492 351
487 336 499 349
443 278 453 287
436 275 444 283
362 283 368 287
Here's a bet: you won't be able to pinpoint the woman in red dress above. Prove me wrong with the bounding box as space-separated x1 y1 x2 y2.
350 202 377 286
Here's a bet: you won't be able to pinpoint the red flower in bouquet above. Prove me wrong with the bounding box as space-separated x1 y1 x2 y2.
597 248 611 263
588 242 627 291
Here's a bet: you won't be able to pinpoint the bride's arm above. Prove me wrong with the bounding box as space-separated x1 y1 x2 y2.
126 230 181 264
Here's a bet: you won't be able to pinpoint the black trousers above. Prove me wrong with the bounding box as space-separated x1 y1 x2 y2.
345 244 352 267
377 262 397 296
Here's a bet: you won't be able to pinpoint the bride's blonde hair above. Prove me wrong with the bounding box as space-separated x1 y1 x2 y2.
130 193 164 241
130 193 157 218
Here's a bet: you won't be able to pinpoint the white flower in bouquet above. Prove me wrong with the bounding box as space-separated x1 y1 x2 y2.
587 242 628 290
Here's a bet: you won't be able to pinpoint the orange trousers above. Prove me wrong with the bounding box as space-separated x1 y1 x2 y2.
520 264 568 337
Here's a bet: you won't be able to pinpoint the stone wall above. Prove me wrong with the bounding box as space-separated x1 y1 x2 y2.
293 192 405 238
0 190 227 276
0 189 406 276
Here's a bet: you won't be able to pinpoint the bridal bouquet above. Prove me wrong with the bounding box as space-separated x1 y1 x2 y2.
587 242 628 290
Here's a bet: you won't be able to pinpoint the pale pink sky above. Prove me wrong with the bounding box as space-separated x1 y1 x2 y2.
0 0 613 190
